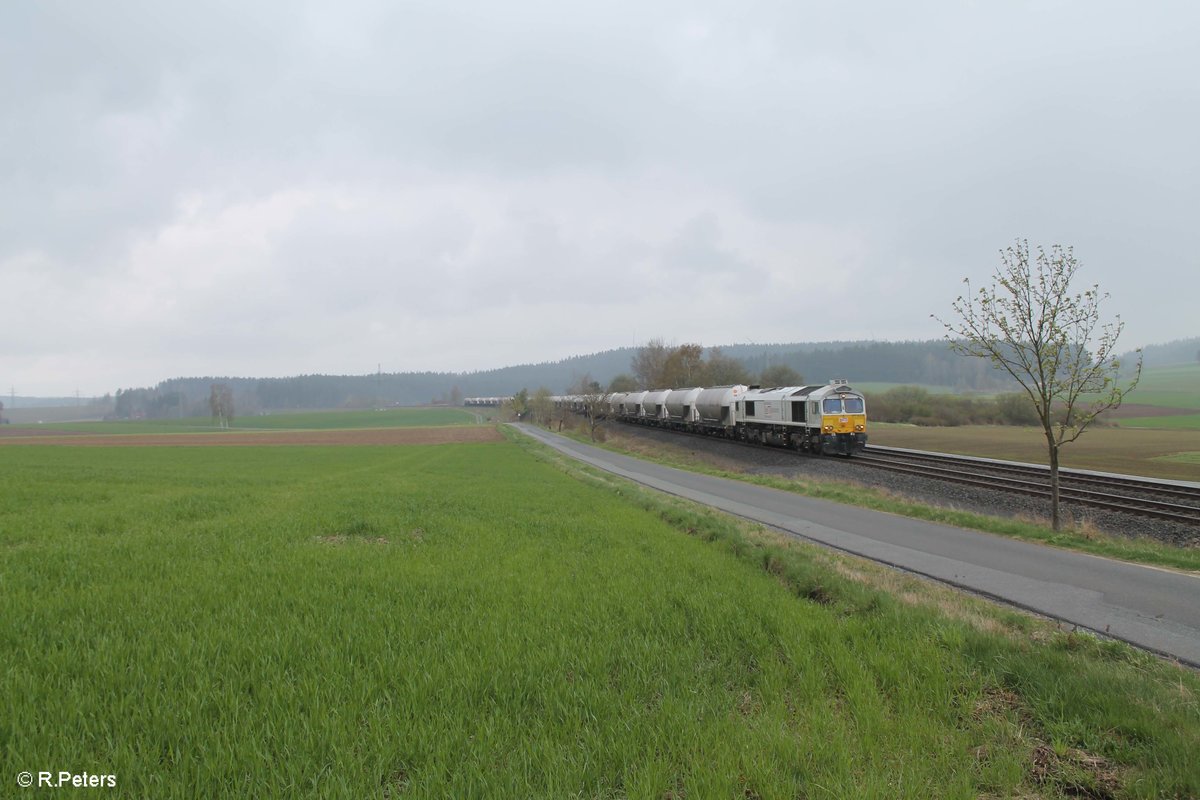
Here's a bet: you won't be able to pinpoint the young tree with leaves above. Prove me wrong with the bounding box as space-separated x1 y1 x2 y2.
935 240 1141 530
503 388 530 422
530 387 555 428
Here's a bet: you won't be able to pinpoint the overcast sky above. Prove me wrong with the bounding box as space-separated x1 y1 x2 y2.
3 1 1198 395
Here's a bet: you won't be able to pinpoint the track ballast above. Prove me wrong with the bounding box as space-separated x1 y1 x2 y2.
856 446 1200 526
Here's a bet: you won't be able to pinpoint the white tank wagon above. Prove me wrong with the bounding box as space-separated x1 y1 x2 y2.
664 387 703 424
621 390 647 418
464 397 511 407
694 385 749 430
607 392 627 416
641 389 673 423
551 395 586 414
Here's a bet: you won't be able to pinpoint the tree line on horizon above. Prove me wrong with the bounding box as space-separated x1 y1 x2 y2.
97 335 1194 421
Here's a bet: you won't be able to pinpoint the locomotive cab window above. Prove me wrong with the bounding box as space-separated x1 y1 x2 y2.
745 401 756 416
843 396 864 414
822 397 842 414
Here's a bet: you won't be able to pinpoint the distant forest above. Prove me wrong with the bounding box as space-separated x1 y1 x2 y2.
104 336 1198 420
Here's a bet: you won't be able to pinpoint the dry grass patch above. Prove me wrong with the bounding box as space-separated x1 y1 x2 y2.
1029 743 1123 800
315 534 392 546
971 688 1125 799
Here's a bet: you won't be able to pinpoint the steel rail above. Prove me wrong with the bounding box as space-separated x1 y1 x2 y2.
863 445 1200 503
855 449 1200 525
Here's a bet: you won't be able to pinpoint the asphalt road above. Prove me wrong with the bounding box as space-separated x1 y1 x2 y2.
514 424 1200 666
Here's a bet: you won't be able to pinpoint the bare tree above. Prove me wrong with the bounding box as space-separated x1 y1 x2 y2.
661 343 705 388
571 374 608 441
209 383 235 429
704 347 751 385
935 240 1141 530
632 340 755 389
631 338 670 389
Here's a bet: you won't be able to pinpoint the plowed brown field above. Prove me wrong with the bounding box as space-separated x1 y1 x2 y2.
0 426 503 447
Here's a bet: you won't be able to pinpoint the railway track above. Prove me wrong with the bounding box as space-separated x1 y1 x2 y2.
604 419 1200 525
605 419 1200 526
857 445 1200 525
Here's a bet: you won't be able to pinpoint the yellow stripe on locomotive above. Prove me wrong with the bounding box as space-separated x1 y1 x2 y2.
822 413 867 435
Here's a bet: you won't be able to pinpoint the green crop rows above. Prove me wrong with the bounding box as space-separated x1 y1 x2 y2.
1126 364 1200 410
2 440 1197 797
22 407 478 435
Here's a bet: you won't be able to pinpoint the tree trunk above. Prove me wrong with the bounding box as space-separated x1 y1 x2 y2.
1048 443 1061 532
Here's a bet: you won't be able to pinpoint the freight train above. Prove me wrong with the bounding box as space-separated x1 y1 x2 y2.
557 380 868 456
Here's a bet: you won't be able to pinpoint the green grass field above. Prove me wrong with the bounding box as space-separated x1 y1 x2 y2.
14 407 478 435
1118 414 1200 431
1123 364 1200 410
1106 363 1200 430
1157 451 1200 466
2 436 1198 797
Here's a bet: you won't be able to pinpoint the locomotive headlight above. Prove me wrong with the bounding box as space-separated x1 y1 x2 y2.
823 424 833 432
855 424 864 431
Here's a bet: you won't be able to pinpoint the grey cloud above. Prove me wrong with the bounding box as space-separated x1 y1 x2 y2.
662 212 759 284
3 0 1198 393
